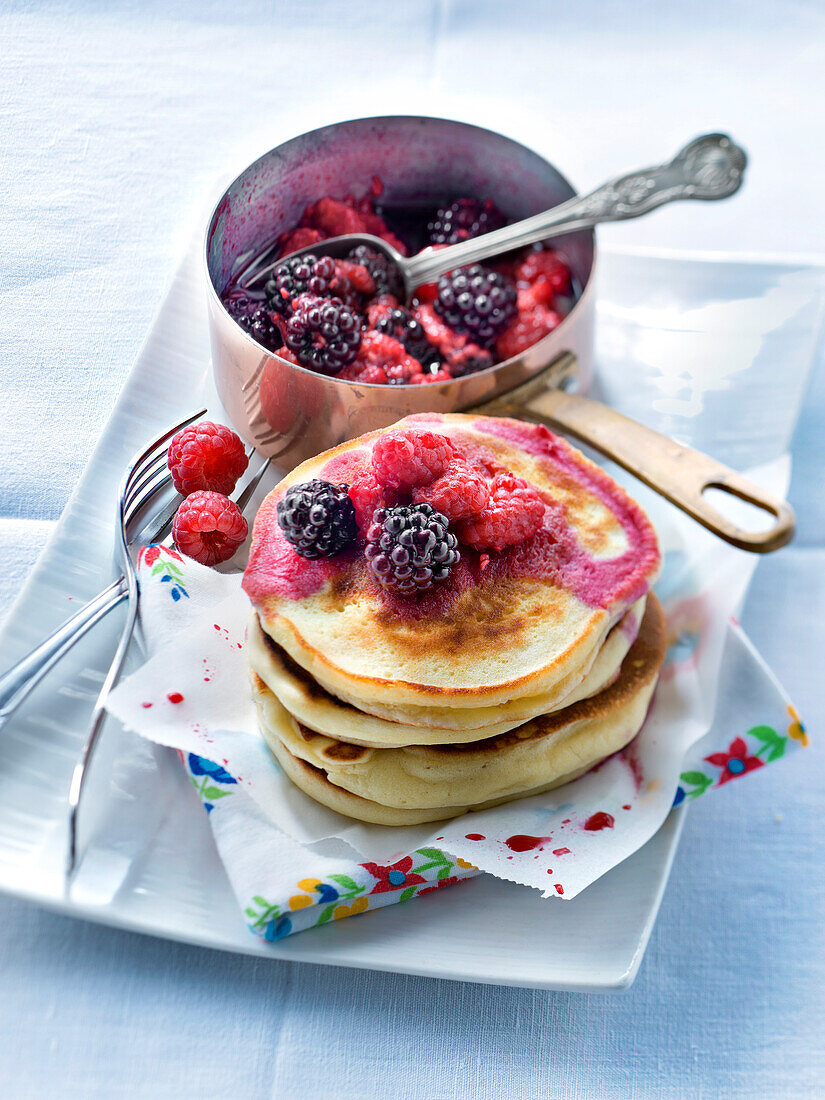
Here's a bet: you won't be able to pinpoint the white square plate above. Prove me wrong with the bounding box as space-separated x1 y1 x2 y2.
0 245 820 991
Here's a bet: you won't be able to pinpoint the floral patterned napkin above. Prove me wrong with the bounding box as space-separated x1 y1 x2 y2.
105 526 807 943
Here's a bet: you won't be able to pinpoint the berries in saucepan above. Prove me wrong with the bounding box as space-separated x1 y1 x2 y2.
167 421 249 496
371 303 435 363
365 503 460 595
284 294 362 374
173 491 248 566
435 264 517 346
234 306 282 353
427 197 506 246
265 254 337 314
346 244 402 298
277 479 358 559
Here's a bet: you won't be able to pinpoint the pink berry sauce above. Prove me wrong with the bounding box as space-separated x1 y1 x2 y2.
242 417 659 620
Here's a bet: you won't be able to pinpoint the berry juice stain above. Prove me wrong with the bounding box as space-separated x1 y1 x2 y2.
623 746 645 791
167 692 184 705
504 834 549 853
555 884 564 895
465 833 486 841
552 847 570 856
584 812 615 832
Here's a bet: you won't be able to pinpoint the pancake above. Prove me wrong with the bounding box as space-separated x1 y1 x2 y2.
266 738 594 826
245 596 647 746
251 594 666 825
243 414 661 713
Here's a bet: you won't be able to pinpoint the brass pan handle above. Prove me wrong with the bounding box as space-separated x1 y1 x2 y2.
476 377 795 554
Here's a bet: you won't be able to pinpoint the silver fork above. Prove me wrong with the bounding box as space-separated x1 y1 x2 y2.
0 409 271 876
64 415 271 878
0 409 207 734
0 412 271 735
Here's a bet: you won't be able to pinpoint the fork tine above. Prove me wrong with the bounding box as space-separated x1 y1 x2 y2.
138 496 180 547
138 449 269 550
235 456 272 515
123 407 206 500
124 466 174 528
124 451 169 512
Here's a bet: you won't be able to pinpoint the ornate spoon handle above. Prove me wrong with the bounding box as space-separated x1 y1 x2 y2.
405 134 747 287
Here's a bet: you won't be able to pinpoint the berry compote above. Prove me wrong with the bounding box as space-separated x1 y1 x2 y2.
220 177 578 386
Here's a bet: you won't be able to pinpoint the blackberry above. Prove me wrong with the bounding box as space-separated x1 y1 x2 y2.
236 305 282 353
435 264 517 346
365 503 459 595
265 254 337 314
223 289 254 320
373 305 434 363
276 479 357 559
427 198 506 246
284 294 362 375
346 244 402 298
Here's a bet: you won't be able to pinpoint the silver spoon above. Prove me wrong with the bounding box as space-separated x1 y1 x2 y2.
243 133 746 297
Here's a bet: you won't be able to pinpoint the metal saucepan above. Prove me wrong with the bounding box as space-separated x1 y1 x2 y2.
205 116 794 552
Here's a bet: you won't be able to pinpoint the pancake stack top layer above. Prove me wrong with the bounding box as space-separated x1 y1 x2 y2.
244 595 648 746
243 414 661 715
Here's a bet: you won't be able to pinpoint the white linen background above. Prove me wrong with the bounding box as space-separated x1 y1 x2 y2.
1 1 824 1097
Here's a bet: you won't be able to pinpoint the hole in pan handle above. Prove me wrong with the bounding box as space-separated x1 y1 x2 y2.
474 378 795 554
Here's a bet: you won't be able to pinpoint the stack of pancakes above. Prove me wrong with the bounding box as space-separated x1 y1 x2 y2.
243 414 665 826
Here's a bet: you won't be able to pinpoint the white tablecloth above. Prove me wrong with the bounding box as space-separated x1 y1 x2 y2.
1 2 823 1096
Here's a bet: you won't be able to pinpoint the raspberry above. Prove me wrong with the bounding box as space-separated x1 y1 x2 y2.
167 421 249 496
337 360 389 385
348 469 385 533
386 358 424 385
371 429 455 493
495 305 561 360
264 254 337 314
349 331 426 386
514 248 572 296
303 196 368 238
172 491 248 566
276 227 326 258
300 191 408 256
435 264 517 346
428 197 506 246
347 245 403 297
284 294 362 374
333 258 376 297
365 504 459 595
413 461 490 522
276 479 357 559
410 365 453 384
457 473 545 552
